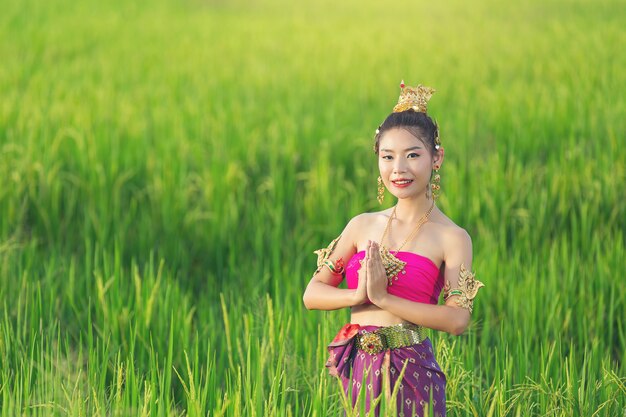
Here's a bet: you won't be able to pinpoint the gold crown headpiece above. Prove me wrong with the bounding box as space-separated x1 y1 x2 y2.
376 81 441 150
393 81 435 113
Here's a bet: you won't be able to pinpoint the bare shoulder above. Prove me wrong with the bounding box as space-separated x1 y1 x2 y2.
430 212 472 261
346 210 390 228
343 209 394 248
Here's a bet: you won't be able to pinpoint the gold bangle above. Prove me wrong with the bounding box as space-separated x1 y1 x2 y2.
323 258 345 275
312 235 342 277
443 263 484 313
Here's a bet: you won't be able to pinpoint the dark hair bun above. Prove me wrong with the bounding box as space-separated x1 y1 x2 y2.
373 111 439 154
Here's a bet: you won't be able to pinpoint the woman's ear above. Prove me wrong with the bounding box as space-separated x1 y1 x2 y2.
434 146 445 168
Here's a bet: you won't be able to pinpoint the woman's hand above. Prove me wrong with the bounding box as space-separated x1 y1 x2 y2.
351 253 369 305
365 240 389 305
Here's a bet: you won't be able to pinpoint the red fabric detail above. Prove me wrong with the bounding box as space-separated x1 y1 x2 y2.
329 323 361 346
325 323 361 377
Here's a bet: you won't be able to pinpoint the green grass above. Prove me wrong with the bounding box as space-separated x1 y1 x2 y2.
1 0 625 415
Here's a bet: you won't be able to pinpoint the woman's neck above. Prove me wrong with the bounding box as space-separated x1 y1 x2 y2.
393 196 435 224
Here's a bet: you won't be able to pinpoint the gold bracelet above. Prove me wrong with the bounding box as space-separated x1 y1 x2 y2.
323 258 345 275
443 263 484 313
312 235 342 277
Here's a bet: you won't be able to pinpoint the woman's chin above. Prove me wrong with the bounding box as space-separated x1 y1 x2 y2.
391 192 423 200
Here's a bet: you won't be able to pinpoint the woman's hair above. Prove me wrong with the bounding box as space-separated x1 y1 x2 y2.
373 110 439 155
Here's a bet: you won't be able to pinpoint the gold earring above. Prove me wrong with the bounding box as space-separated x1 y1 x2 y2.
430 166 441 200
377 176 385 204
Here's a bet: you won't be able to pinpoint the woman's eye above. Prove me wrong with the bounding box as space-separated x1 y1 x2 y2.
408 153 420 158
381 155 392 160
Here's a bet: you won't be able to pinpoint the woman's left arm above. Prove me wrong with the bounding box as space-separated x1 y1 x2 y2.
366 230 481 335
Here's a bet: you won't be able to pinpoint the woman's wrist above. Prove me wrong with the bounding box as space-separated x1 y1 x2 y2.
349 290 361 307
349 290 367 307
370 292 390 308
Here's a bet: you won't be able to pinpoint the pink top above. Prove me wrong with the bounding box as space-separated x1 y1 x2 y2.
344 250 444 305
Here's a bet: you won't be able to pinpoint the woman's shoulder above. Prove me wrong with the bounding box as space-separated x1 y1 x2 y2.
341 209 392 242
349 208 392 222
345 209 393 230
430 211 472 257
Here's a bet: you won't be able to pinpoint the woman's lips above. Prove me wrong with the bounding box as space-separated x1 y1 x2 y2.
391 179 414 188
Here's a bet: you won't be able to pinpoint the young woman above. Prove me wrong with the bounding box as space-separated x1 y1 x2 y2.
303 82 484 416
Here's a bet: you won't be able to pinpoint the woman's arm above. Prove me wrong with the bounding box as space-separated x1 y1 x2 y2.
302 215 369 310
373 295 470 335
302 280 364 310
365 229 479 335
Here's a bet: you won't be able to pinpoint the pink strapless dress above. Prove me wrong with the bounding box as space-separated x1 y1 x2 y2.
344 250 444 304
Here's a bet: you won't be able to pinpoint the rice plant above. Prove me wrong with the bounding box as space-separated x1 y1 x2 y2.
0 0 624 415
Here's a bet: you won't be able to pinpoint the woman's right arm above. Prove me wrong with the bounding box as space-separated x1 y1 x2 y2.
302 215 368 310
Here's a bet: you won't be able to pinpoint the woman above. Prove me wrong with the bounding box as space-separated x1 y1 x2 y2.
303 82 484 416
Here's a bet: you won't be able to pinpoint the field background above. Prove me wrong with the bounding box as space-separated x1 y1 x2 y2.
1 0 625 415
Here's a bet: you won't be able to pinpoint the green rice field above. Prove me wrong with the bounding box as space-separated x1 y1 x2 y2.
1 0 625 415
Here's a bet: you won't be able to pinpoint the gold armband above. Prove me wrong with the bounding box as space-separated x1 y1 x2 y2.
312 235 344 277
443 263 484 313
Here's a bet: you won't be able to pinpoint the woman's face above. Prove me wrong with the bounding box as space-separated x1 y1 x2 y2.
378 128 440 201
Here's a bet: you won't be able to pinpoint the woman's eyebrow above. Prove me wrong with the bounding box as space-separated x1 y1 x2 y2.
380 146 423 152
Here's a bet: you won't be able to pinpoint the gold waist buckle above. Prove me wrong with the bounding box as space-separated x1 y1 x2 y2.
355 323 427 355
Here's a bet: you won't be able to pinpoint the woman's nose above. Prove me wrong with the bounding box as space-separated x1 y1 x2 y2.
393 159 407 173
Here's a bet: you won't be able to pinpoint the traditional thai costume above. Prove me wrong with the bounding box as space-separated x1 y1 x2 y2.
326 251 447 417
313 81 484 416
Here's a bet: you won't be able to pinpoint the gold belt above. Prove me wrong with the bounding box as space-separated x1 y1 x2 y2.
355 323 427 355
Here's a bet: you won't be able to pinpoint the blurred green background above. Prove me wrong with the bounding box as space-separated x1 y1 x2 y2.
1 0 625 415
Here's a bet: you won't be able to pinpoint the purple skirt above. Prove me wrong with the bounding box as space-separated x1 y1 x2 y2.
326 324 446 417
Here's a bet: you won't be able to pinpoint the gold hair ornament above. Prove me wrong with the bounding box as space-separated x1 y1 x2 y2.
393 80 435 114
434 122 441 150
443 263 484 313
376 81 442 150
313 235 344 277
